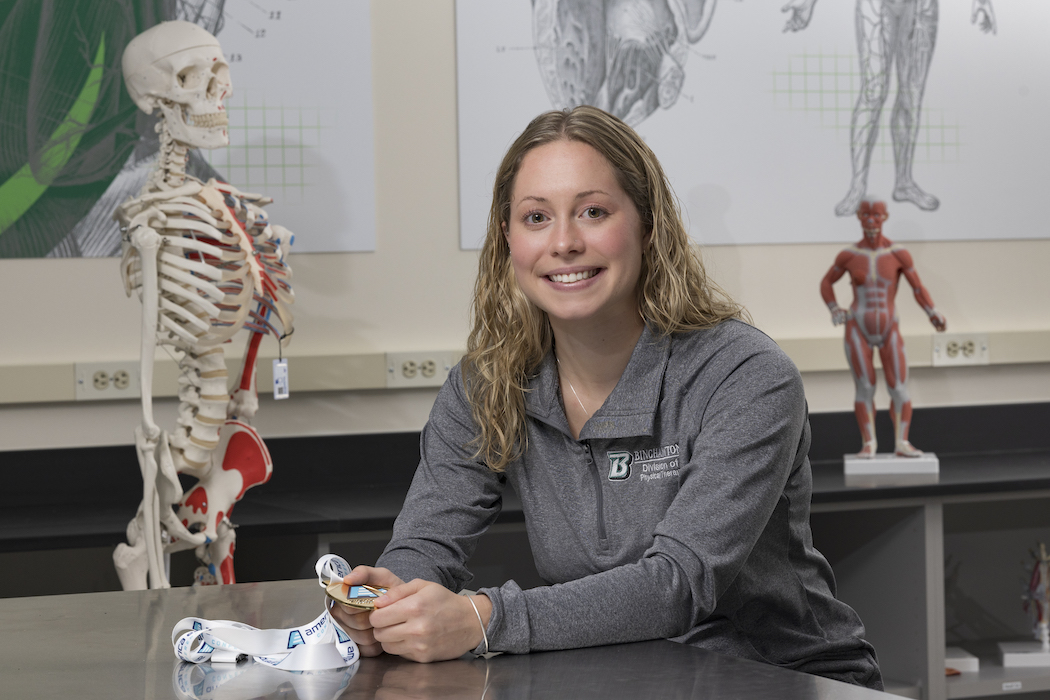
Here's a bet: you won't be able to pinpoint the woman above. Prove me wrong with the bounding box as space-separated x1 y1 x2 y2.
331 105 882 689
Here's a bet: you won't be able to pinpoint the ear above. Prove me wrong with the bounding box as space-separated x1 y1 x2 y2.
502 220 509 239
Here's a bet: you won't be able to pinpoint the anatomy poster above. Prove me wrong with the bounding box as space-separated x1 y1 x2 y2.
0 0 375 258
456 0 1050 248
199 0 375 253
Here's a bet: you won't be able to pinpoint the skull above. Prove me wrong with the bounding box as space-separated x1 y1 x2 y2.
122 21 232 149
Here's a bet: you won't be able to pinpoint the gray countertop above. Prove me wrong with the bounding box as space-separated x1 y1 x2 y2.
1 577 905 699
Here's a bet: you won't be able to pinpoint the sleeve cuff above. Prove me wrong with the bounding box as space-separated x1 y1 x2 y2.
478 581 532 654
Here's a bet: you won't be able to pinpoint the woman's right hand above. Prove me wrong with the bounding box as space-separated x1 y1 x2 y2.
328 565 405 657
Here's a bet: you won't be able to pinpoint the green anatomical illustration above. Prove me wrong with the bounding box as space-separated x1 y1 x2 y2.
0 37 105 237
0 0 223 258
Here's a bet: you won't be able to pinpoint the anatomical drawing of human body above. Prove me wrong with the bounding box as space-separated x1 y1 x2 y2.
820 198 945 458
532 0 717 126
783 0 997 216
112 21 295 589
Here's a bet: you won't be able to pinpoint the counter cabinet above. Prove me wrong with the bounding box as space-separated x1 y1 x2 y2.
810 452 1050 700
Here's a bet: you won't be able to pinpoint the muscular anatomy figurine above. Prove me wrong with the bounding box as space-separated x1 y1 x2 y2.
112 21 295 589
820 197 946 458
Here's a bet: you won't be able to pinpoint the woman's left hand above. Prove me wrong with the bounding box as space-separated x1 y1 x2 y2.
329 565 405 657
369 580 491 663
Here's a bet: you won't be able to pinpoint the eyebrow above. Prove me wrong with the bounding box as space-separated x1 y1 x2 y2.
514 190 611 207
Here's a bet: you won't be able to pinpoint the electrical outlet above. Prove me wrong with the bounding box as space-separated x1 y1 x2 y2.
75 361 142 400
931 333 990 367
386 352 456 388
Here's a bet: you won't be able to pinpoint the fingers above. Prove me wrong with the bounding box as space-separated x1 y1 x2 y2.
373 578 429 610
366 582 483 663
329 609 384 657
781 3 801 32
357 639 386 657
367 580 429 643
327 594 386 656
342 565 404 589
332 604 375 633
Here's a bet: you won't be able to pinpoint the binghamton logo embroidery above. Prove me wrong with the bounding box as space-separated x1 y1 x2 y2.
607 444 681 483
607 451 632 481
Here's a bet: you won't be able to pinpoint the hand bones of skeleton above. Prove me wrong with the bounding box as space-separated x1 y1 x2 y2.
112 21 294 590
533 0 716 126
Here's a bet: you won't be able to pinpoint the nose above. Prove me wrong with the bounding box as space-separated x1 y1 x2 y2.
549 219 582 256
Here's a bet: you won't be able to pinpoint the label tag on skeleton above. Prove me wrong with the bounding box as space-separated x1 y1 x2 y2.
273 359 289 400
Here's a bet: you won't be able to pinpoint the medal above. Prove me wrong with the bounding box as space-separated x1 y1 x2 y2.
325 581 387 611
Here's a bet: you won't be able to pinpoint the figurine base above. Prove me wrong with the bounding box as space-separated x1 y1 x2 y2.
844 452 939 476
845 472 939 488
1000 641 1050 667
945 646 979 673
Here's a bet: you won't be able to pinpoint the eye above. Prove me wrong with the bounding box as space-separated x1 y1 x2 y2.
177 66 202 89
523 211 547 225
583 207 605 219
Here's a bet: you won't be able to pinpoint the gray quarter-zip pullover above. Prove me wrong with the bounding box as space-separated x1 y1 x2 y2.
378 320 881 688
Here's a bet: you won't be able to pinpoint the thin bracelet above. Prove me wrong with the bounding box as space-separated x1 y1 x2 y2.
466 596 489 656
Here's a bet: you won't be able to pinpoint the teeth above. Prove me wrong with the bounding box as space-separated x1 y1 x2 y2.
187 111 229 127
549 269 597 283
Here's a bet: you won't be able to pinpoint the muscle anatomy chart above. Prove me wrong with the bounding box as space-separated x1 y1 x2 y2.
532 0 716 127
456 0 1048 248
195 0 375 253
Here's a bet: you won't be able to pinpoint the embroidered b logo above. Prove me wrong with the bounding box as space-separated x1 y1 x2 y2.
607 451 632 481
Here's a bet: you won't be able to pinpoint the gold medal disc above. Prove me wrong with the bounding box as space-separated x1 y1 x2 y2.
325 581 386 611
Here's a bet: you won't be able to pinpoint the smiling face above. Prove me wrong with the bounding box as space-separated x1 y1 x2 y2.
505 139 647 330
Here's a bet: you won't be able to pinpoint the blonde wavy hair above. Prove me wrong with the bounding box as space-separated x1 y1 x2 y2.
465 105 743 472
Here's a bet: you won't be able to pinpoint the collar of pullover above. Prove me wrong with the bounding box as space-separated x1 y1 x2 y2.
525 324 670 441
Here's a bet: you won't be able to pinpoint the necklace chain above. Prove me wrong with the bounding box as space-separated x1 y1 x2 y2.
556 356 590 417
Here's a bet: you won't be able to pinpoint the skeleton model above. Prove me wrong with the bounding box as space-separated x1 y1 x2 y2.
1023 544 1050 653
533 0 717 126
112 21 295 589
820 197 945 458
782 0 997 216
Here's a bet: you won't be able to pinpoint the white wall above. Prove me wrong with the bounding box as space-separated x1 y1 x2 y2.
1 1 1047 451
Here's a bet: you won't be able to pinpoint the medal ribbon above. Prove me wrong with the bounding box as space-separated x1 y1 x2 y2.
171 555 360 671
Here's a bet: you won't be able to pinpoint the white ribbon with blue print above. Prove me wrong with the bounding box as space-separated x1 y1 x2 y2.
171 555 360 671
